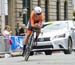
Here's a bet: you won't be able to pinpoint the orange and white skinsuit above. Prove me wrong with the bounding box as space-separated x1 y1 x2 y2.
24 10 45 45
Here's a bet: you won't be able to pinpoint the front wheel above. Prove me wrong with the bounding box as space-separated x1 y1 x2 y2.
24 33 34 61
24 46 31 61
64 38 72 54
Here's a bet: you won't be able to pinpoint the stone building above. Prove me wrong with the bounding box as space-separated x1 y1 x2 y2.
0 0 74 34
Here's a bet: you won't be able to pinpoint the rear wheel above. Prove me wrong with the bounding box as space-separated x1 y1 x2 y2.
64 38 72 54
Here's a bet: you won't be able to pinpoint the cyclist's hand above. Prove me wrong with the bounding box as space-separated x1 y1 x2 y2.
35 23 42 29
38 22 43 27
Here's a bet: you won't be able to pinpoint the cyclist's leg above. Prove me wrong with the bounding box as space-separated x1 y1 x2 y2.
34 28 41 42
25 30 32 45
22 30 32 56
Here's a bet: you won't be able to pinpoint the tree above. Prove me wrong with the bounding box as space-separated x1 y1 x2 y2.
73 10 75 21
73 10 75 17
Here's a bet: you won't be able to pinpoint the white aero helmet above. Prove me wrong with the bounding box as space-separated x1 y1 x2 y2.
34 6 42 14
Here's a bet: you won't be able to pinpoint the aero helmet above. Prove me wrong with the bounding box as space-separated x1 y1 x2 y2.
34 6 42 14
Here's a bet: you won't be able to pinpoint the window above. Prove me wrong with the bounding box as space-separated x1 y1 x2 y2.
22 0 31 25
45 0 49 22
56 0 60 20
38 0 41 6
64 0 68 20
27 0 31 23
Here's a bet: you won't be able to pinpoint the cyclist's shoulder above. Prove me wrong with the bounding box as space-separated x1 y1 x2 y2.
31 10 35 15
41 12 45 16
30 10 35 17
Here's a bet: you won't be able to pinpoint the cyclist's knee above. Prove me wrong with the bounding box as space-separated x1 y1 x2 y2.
26 34 30 40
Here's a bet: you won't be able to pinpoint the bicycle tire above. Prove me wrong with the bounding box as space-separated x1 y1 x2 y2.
24 33 34 61
25 46 31 61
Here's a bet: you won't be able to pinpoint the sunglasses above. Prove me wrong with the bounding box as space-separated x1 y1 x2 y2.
36 13 41 15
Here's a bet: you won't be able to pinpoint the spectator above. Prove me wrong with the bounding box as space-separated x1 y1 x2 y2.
19 24 27 36
15 22 20 36
2 25 12 53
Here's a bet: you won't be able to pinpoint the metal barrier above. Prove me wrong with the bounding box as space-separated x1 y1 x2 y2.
0 36 25 54
0 36 5 53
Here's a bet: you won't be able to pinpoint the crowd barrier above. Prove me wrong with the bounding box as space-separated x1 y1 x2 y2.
0 36 5 53
0 36 25 54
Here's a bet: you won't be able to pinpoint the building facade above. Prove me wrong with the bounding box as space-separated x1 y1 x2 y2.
0 0 73 34
10 0 73 25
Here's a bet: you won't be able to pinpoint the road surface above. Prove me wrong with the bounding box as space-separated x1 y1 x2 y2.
0 52 75 65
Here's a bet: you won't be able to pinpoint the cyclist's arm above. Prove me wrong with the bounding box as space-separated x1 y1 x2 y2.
30 11 35 28
39 13 45 28
41 13 45 22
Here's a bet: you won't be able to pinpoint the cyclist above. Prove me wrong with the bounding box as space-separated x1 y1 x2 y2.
22 6 45 56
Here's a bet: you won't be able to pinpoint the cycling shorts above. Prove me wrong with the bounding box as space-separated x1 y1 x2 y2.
27 20 39 35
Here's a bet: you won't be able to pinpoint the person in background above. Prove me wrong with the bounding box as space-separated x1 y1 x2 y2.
2 25 12 53
19 24 27 36
15 22 20 36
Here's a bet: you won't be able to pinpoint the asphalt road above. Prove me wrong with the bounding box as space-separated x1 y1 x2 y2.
0 52 75 65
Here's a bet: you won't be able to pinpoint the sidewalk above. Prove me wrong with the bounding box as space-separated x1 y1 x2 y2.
0 52 44 58
11 51 22 57
0 51 22 58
